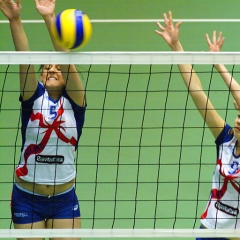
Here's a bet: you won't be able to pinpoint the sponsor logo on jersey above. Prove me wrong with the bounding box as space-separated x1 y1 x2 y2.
228 160 239 174
35 155 64 164
228 145 234 151
215 201 239 216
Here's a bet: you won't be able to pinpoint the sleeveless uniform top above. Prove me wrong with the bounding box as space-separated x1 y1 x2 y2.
201 124 240 229
16 82 85 185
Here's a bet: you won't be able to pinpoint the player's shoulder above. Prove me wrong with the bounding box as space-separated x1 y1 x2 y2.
215 124 234 145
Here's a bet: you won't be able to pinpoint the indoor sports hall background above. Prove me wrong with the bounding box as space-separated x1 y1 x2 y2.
1 1 240 239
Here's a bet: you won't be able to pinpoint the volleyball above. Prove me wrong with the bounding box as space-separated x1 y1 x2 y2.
51 9 92 49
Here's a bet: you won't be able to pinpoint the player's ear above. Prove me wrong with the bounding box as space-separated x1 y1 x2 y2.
39 72 44 82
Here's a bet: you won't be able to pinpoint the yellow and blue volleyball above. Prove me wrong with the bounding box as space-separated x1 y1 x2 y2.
51 9 92 49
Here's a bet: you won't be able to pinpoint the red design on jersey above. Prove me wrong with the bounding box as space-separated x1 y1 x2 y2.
16 100 77 177
201 158 240 219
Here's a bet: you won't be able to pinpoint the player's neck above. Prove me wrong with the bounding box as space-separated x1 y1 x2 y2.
235 140 240 156
47 89 62 101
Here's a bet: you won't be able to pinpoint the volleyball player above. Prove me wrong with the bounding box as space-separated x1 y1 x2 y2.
0 0 85 239
155 11 240 240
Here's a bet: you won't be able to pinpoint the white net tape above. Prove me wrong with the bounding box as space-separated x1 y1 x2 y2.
0 51 240 65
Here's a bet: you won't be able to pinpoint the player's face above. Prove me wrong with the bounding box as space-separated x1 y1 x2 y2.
234 113 240 139
40 64 65 91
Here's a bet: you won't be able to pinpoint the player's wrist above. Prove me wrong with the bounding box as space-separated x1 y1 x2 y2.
171 41 183 51
9 17 22 24
42 13 55 23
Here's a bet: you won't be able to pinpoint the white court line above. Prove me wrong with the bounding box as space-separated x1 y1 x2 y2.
1 228 240 238
0 19 240 23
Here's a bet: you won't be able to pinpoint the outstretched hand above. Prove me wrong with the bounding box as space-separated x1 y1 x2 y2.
155 11 182 51
34 0 55 17
0 0 21 21
206 31 225 52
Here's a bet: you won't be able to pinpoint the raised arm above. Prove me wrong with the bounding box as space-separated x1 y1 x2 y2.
155 11 225 139
206 31 240 110
34 0 86 107
0 0 38 101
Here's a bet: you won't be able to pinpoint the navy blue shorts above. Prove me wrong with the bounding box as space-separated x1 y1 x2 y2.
11 184 81 224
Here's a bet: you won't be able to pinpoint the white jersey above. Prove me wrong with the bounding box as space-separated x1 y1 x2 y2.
201 124 240 229
16 82 85 185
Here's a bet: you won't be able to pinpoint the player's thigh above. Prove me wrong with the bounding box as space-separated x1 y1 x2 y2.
47 218 81 240
14 221 45 240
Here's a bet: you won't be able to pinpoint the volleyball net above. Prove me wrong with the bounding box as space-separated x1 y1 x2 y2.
0 51 240 239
